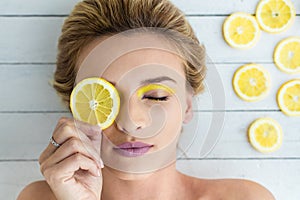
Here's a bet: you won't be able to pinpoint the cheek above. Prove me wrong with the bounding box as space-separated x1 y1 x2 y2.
150 101 182 148
101 124 124 144
163 99 184 130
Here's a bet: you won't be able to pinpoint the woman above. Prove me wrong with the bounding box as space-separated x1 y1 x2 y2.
18 0 275 199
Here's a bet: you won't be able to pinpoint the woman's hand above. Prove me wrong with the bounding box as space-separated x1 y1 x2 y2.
39 117 104 200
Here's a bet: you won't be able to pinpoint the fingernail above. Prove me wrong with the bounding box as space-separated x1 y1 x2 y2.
97 169 101 177
99 159 104 168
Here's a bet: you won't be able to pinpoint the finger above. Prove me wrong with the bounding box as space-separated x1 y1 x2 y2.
40 119 81 164
39 137 61 165
53 118 102 147
52 117 70 136
52 120 80 144
39 117 71 164
43 153 101 183
41 137 103 170
40 118 102 164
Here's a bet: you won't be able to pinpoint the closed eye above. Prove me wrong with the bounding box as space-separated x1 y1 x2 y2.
142 95 169 101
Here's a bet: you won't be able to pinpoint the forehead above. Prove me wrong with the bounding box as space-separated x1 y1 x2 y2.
76 33 185 84
102 48 185 83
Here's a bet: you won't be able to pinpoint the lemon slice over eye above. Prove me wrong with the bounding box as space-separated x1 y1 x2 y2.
274 37 300 74
248 117 283 153
233 64 271 102
223 12 261 49
70 77 120 129
256 0 296 33
277 79 300 116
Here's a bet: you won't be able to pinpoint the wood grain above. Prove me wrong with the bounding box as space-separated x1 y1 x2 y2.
0 0 299 15
1 0 300 199
1 17 300 63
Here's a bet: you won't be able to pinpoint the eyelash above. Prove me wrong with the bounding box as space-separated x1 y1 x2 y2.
142 95 169 101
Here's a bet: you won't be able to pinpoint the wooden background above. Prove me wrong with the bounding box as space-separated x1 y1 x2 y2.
0 0 299 199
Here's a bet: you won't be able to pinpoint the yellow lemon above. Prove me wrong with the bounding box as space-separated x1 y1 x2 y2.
277 79 300 116
233 64 271 101
274 37 300 74
223 12 261 49
248 117 283 153
256 0 296 33
70 77 120 129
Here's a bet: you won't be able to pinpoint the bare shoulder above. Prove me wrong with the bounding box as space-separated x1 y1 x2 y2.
214 179 275 200
190 177 275 200
17 180 56 200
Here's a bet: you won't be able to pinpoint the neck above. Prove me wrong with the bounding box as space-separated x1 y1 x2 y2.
101 163 188 200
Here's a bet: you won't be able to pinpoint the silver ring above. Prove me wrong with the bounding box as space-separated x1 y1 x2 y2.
50 136 61 147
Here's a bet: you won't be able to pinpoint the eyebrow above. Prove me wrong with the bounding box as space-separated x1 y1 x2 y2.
140 76 177 85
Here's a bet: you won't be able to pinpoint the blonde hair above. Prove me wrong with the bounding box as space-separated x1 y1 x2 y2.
53 0 206 108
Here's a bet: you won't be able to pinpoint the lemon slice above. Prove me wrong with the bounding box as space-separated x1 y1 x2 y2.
248 117 283 153
274 37 300 74
256 0 296 33
223 12 261 49
70 77 120 129
277 79 300 116
233 64 271 101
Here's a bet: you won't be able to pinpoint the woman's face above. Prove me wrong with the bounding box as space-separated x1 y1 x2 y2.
76 34 193 178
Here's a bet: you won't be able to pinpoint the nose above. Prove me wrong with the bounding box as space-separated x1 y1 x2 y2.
115 94 151 134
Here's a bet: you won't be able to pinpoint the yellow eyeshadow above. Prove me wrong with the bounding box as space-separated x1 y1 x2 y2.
136 84 175 98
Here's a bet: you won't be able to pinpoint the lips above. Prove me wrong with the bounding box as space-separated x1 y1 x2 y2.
114 142 154 157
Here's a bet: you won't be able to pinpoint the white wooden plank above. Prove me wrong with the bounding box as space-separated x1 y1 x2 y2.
0 0 79 15
0 0 299 15
1 17 300 63
198 63 300 111
177 159 300 200
0 17 63 63
172 0 300 15
181 111 300 158
1 64 299 112
0 112 299 160
210 63 300 110
0 113 70 160
1 2 298 200
191 16 300 63
0 161 43 200
0 65 67 112
1 160 299 200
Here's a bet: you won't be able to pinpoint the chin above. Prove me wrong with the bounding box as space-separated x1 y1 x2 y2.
105 166 154 181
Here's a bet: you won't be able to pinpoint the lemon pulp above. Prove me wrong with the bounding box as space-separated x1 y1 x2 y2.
256 0 296 33
70 77 120 129
274 37 300 74
248 117 283 153
223 12 261 49
233 64 271 101
277 79 300 116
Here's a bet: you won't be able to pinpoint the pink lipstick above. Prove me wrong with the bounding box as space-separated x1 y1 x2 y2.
114 142 153 157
